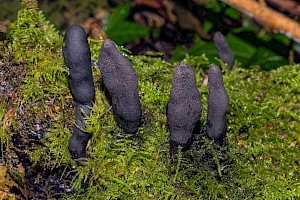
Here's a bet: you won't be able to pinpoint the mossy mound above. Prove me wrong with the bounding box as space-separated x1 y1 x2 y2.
1 2 299 199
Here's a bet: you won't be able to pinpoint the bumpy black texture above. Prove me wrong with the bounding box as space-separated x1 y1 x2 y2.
63 25 95 103
167 62 202 154
63 25 95 158
69 102 93 158
206 65 229 145
213 31 234 70
98 39 141 134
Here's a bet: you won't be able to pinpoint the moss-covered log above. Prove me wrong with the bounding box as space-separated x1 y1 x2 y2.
1 2 300 199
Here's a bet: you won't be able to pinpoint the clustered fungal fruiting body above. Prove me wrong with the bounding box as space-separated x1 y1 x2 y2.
62 25 95 158
206 65 229 145
167 62 202 154
213 31 234 70
97 39 142 134
63 24 230 158
167 63 229 152
63 26 142 158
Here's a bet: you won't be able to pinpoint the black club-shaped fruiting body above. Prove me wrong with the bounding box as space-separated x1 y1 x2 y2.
98 39 141 134
206 64 229 145
63 24 95 158
167 62 202 154
213 31 234 70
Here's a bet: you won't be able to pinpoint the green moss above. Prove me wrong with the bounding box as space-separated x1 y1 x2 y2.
8 0 68 104
2 2 300 199
224 66 300 199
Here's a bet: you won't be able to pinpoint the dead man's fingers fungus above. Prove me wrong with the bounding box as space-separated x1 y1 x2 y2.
63 24 95 158
167 61 202 154
206 64 229 145
98 39 142 134
213 31 234 70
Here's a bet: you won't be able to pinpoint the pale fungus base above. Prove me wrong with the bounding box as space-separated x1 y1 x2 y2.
1 2 300 199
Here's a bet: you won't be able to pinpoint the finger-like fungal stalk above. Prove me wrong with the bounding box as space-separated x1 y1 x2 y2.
167 62 202 154
98 39 141 134
206 65 229 145
213 31 234 70
63 25 95 158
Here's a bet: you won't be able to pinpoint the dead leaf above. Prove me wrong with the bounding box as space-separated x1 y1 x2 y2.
173 3 211 40
3 108 15 130
133 11 166 28
134 0 164 9
0 163 22 200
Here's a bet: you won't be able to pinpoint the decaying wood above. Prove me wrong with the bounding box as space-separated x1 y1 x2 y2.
220 0 300 43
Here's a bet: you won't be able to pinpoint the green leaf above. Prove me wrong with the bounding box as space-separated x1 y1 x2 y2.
171 34 288 69
170 45 186 62
187 36 218 60
226 33 256 65
203 20 214 33
225 7 239 20
107 21 150 45
104 3 131 32
245 46 288 70
103 3 150 45
170 36 218 63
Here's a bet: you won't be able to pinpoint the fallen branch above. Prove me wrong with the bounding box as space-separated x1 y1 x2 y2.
266 0 300 19
220 0 300 43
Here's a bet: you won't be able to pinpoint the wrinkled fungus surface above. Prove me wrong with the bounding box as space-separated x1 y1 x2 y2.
63 24 95 158
98 38 142 134
213 31 234 70
167 61 202 153
63 25 95 104
206 64 229 145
